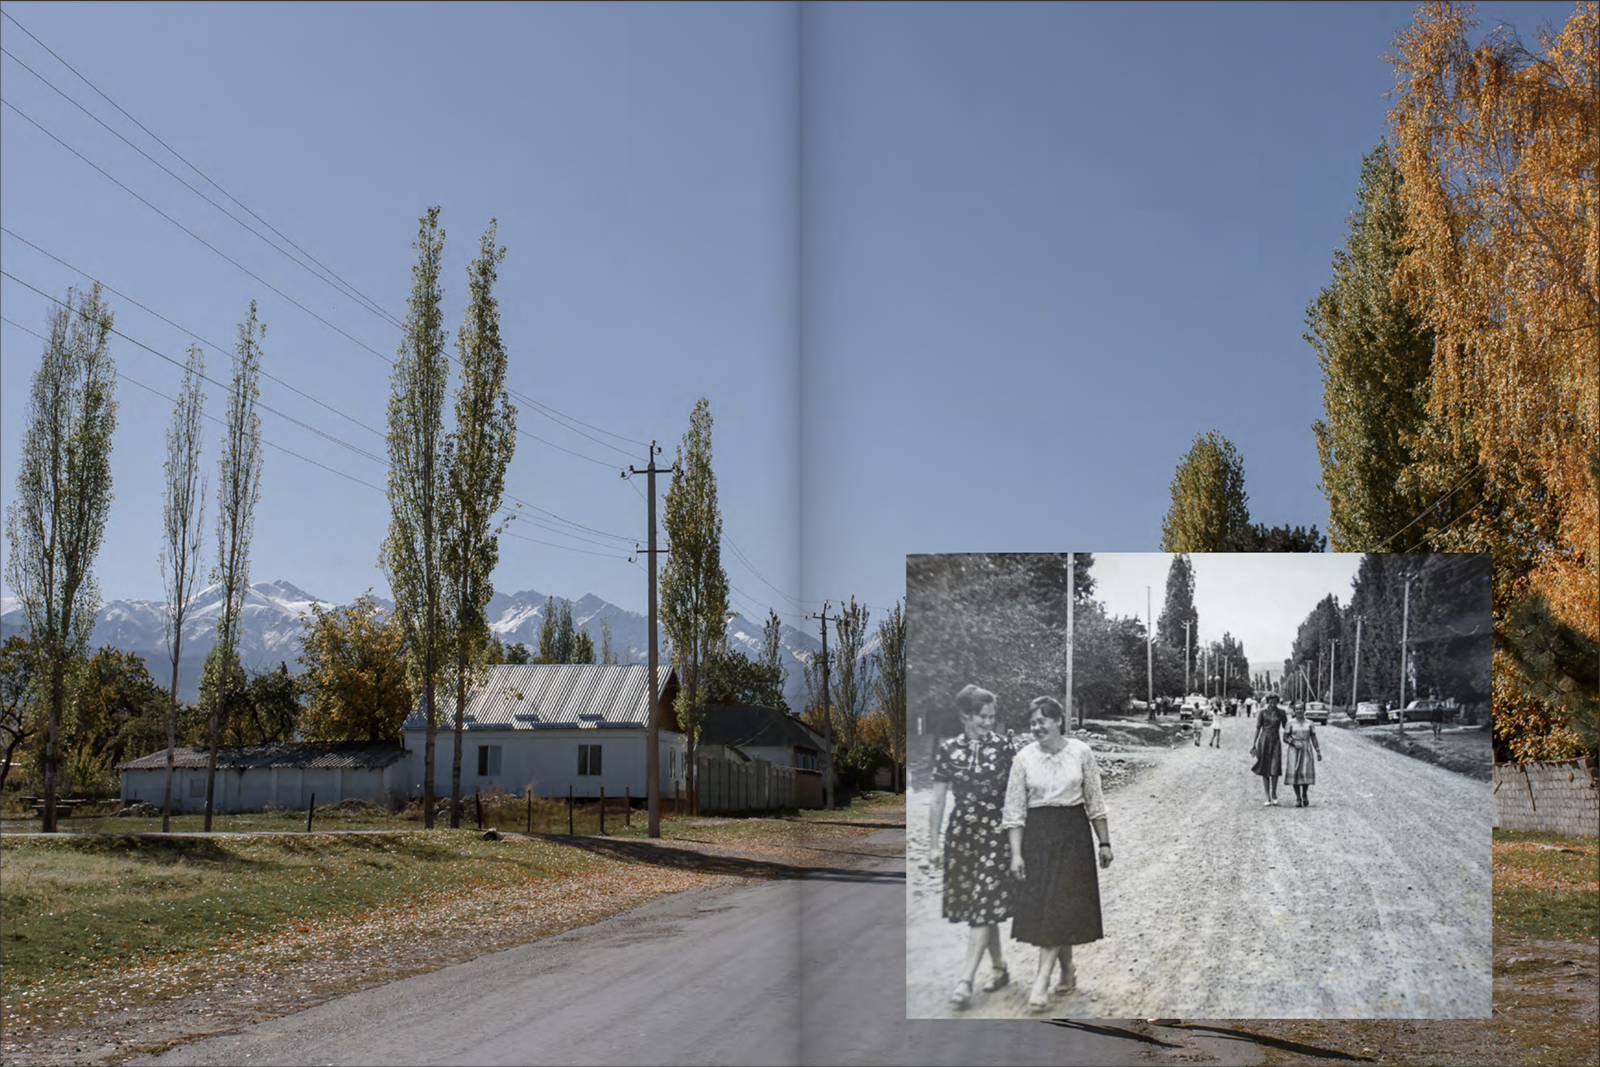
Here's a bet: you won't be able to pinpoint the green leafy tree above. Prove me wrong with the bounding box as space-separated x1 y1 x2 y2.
207 301 264 830
67 646 165 793
158 343 207 830
1227 522 1329 552
572 629 596 665
1159 431 1251 552
440 220 517 827
660 397 730 812
870 600 906 790
702 645 786 710
241 663 300 745
1154 554 1199 689
536 597 582 663
381 207 452 829
196 644 248 751
599 619 618 665
1306 143 1438 553
829 597 873 752
504 640 532 665
760 609 788 702
3 282 117 831
299 593 414 742
1501 591 1598 757
0 636 40 793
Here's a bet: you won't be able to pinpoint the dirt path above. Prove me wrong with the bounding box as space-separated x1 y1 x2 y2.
907 721 1493 1019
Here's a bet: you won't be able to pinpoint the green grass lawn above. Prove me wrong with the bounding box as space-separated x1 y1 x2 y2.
1491 828 1599 943
0 830 595 997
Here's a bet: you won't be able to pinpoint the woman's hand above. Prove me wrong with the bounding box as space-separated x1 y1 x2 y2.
1010 854 1026 880
927 844 943 868
1098 845 1114 869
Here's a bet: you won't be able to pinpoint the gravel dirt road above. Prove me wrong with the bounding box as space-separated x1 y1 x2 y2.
907 719 1493 1020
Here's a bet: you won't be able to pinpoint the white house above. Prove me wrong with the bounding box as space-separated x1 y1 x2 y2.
116 741 409 813
403 663 686 802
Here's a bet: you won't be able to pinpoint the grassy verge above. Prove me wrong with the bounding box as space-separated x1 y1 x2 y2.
0 830 594 999
1491 829 1599 943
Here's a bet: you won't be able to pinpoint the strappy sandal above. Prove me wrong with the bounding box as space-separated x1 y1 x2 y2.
949 979 972 1010
982 965 1010 993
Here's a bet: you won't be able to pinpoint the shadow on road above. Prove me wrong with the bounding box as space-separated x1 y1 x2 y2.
530 832 905 885
1178 1024 1377 1062
1041 1020 1183 1047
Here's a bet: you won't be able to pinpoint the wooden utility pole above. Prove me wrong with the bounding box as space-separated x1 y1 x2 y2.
1065 555 1075 728
623 441 674 838
1351 615 1363 707
1145 584 1154 712
809 601 841 810
1328 638 1338 707
1398 574 1412 735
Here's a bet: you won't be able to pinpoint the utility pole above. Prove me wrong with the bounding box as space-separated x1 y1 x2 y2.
1398 574 1412 735
1066 555 1076 729
1328 638 1338 708
1351 615 1363 709
1181 620 1192 695
1145 584 1153 717
623 441 674 838
809 601 841 810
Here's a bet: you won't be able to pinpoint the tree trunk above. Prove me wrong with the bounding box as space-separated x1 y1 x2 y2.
450 645 466 829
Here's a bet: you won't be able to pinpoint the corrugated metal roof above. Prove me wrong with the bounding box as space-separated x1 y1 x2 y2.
402 663 677 731
117 741 405 772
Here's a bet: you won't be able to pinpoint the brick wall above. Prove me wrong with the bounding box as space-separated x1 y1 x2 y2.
1493 756 1599 837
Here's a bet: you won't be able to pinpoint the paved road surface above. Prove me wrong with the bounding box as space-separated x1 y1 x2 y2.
130 826 1261 1067
908 720 1493 1019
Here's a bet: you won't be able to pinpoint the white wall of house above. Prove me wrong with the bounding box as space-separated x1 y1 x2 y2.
405 728 687 800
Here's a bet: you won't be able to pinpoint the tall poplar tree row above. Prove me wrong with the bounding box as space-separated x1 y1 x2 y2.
660 397 729 814
3 284 118 833
159 344 207 832
442 221 516 828
383 207 452 830
207 302 264 832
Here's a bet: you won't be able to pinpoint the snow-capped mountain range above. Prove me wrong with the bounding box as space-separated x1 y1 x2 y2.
0 581 877 710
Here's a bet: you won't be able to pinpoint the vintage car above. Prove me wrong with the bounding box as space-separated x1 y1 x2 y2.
1354 701 1385 725
1304 700 1332 724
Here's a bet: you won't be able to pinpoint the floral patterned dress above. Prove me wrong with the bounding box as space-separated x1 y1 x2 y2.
933 732 1014 925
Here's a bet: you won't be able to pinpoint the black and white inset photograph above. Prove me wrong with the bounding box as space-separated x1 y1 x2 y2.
905 551 1494 1020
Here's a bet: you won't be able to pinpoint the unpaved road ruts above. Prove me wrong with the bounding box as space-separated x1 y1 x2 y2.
908 721 1492 1019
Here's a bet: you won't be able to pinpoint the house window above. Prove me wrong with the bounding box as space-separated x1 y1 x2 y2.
578 743 602 776
797 750 818 771
477 744 502 777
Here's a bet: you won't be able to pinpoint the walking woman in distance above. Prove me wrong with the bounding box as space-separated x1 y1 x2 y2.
1002 695 1113 1013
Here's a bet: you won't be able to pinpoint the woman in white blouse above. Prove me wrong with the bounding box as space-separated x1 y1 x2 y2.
1002 695 1113 1013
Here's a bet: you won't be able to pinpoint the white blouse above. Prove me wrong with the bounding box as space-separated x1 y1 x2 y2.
1000 737 1108 829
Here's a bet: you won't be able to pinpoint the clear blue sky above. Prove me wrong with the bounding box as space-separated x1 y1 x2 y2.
1 1 1577 633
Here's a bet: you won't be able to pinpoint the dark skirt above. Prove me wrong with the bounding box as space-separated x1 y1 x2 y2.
1252 731 1283 778
1010 804 1104 948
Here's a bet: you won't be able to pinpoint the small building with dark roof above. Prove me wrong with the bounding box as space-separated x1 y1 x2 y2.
698 703 830 809
402 663 686 801
116 741 408 813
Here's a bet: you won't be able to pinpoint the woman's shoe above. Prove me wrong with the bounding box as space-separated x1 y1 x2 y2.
949 980 972 1010
1027 989 1052 1014
1055 963 1077 994
982 965 1010 993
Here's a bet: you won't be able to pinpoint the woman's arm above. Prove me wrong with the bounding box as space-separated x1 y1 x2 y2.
1310 725 1322 759
1091 814 1113 868
1008 825 1026 879
928 780 949 862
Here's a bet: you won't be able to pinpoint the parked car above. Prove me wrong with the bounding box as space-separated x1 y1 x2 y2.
1402 697 1452 723
1354 701 1385 725
1304 701 1331 724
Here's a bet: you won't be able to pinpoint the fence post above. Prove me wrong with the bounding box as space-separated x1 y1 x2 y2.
568 784 574 835
306 793 316 833
625 786 631 828
526 787 532 834
475 790 483 829
600 784 606 836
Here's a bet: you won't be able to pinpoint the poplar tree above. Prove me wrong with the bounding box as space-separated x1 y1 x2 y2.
159 344 207 831
660 397 729 813
871 600 907 792
829 597 872 751
207 302 264 831
382 207 451 829
441 221 516 827
1158 431 1251 552
3 283 117 833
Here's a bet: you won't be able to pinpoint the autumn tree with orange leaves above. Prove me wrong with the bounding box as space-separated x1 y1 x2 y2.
1386 1 1597 758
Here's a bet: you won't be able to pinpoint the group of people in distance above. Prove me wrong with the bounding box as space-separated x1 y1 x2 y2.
1249 691 1323 807
925 685 1330 1018
925 684 1111 1015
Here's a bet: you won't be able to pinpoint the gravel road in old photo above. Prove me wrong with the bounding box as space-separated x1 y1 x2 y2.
907 720 1493 1019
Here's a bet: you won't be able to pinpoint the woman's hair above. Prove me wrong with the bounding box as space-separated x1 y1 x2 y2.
953 684 996 719
1028 695 1068 729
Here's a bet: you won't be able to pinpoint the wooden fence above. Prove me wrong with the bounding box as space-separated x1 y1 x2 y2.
695 754 798 813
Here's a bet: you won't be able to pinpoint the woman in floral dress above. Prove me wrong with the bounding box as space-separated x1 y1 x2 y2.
1282 704 1323 807
927 683 1014 1009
